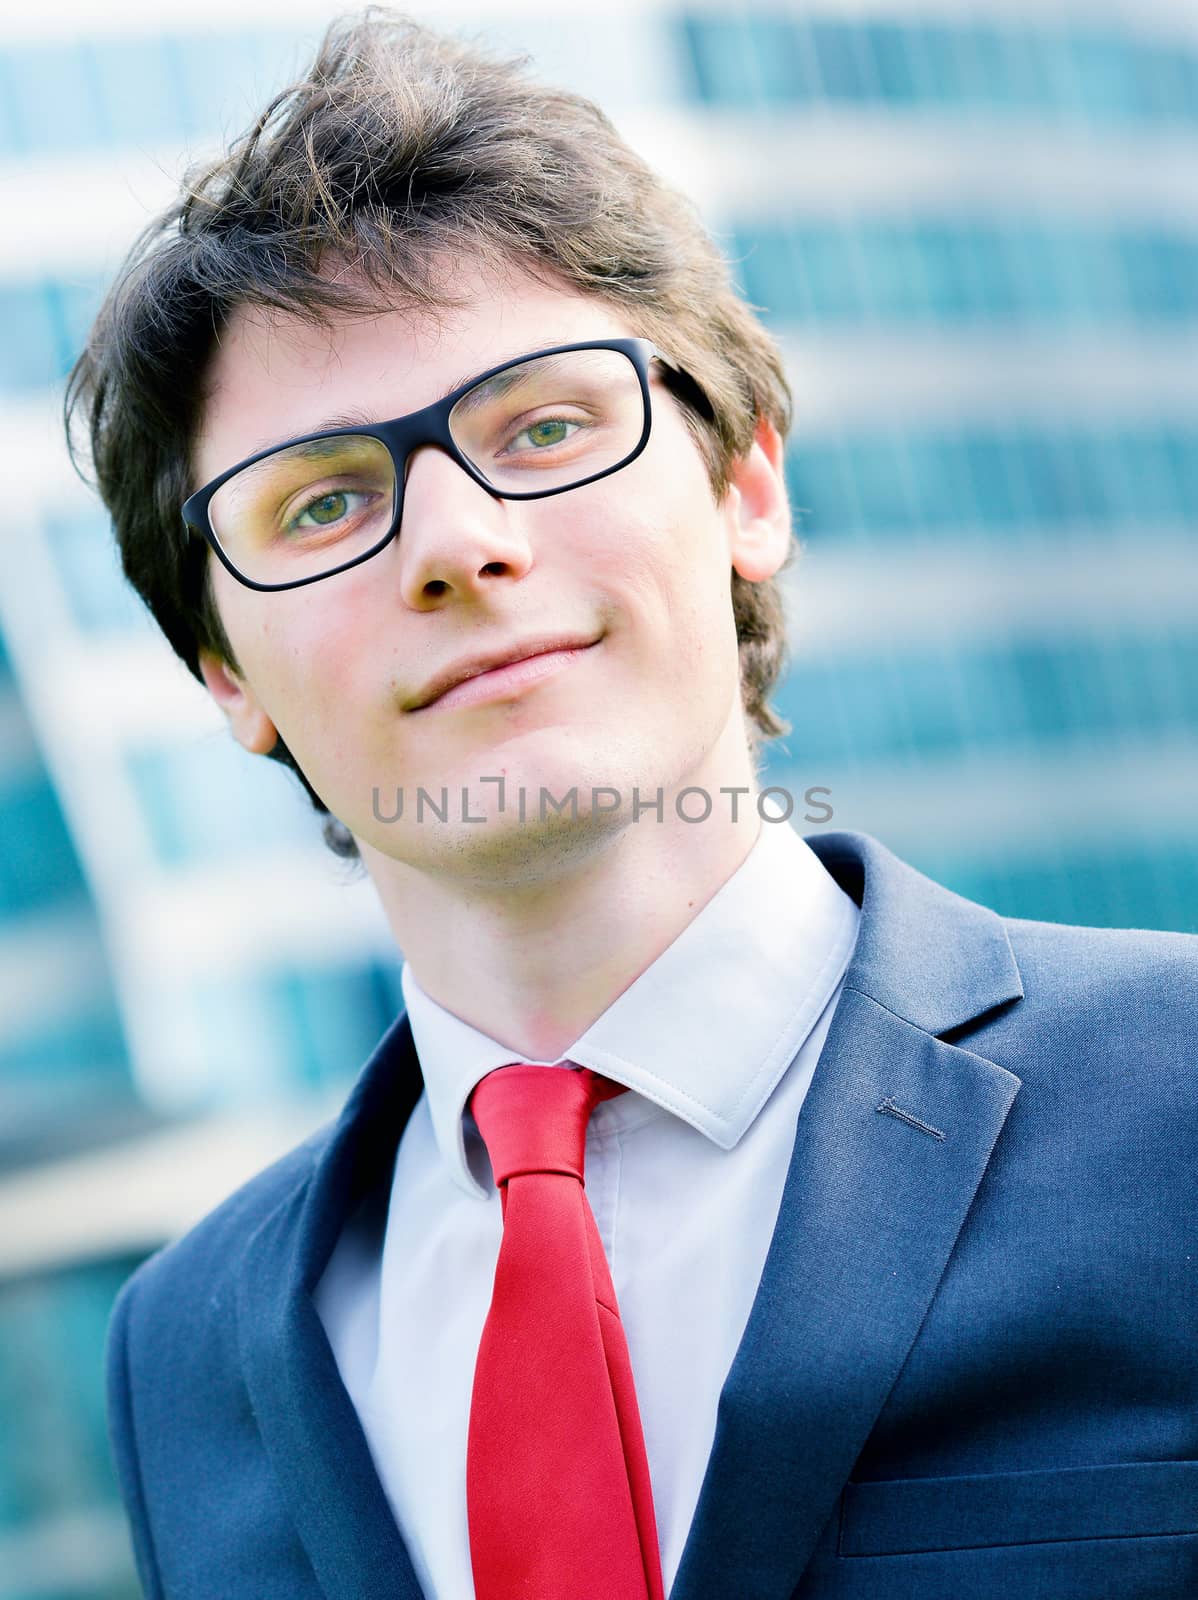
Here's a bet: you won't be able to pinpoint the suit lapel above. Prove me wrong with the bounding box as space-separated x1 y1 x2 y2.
232 831 1024 1599
672 831 1025 1600
236 1012 428 1599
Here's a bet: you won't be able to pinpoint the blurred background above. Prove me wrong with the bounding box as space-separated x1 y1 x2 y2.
1 0 1195 1592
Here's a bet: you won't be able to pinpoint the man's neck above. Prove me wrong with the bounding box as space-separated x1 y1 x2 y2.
362 772 764 1062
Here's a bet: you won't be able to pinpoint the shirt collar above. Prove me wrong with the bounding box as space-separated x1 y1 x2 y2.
401 821 860 1198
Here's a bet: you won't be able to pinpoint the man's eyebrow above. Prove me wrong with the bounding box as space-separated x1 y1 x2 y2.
449 367 526 419
245 352 562 456
449 355 575 418
249 408 378 457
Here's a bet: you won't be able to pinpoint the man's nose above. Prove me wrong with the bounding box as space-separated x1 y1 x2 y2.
393 443 534 608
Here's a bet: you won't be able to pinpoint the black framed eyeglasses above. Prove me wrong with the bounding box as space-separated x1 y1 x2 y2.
181 337 708 592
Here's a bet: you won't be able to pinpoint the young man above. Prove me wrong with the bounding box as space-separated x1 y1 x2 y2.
70 12 1197 1599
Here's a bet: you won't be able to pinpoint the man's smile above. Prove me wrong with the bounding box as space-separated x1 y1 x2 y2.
405 635 602 713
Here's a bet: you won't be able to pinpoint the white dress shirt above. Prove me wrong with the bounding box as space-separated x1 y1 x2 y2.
314 820 860 1599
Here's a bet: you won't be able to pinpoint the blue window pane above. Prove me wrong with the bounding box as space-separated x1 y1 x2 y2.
954 651 1026 743
855 222 926 319
776 657 903 762
168 32 243 139
190 961 402 1097
1049 434 1094 523
914 22 968 107
864 23 920 104
679 16 758 106
0 286 60 391
686 216 1189 329
1061 432 1110 524
0 278 105 392
0 1004 128 1084
935 844 1198 933
795 225 859 320
961 433 1022 527
1001 225 1065 320
0 54 23 157
88 34 190 148
958 24 1021 110
171 30 309 144
744 18 814 104
1177 51 1198 122
52 278 107 368
961 222 1018 318
775 656 851 768
271 961 403 1091
1101 633 1182 731
0 1258 143 1541
3 42 107 153
44 511 150 636
1174 635 1198 724
787 445 863 541
1049 229 1101 326
990 26 1053 111
1113 431 1182 522
901 436 967 532
893 653 970 752
680 18 1198 125
126 739 316 866
0 775 87 914
1160 429 1198 515
843 435 919 535
1163 235 1198 316
1120 232 1198 319
808 21 871 100
918 222 976 318
792 424 1198 543
1012 431 1068 523
1127 42 1179 121
45 279 104 384
777 625 1198 764
1067 30 1141 120
729 227 805 321
1141 847 1198 934
1086 227 1127 321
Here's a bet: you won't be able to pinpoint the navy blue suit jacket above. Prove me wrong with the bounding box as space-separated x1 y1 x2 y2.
107 832 1198 1597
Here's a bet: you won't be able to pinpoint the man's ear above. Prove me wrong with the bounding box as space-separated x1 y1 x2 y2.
198 650 279 754
724 416 792 583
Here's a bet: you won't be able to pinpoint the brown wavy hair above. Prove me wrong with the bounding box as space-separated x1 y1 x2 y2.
66 7 795 856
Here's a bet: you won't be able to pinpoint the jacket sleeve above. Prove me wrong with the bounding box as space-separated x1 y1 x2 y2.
106 1270 165 1599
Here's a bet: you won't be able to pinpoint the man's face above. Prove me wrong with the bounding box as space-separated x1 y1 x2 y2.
194 261 789 876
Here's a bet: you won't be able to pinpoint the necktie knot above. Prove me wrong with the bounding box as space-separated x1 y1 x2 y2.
470 1063 626 1188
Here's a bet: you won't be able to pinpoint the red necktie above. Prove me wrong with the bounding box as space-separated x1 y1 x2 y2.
466 1063 665 1600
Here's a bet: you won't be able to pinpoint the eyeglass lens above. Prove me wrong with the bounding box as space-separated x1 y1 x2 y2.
206 346 646 586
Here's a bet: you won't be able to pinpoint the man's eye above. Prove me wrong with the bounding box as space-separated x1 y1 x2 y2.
509 418 579 452
291 489 367 530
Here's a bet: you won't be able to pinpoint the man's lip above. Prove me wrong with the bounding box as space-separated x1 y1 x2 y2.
406 636 601 711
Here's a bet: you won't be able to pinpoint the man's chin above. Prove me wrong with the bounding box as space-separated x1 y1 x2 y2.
358 767 643 882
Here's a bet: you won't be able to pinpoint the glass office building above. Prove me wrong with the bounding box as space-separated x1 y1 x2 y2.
1 4 1195 1593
